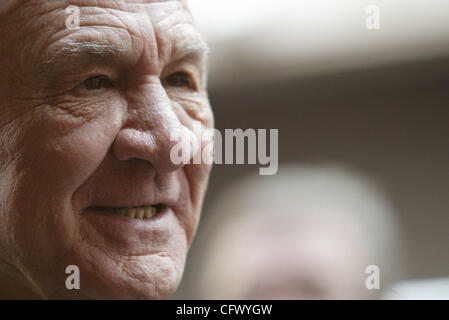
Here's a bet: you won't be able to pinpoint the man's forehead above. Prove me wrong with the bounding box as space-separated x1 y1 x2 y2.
1 0 188 19
4 0 194 36
2 0 206 65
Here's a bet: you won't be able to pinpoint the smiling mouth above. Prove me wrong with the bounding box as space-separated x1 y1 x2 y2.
91 204 165 220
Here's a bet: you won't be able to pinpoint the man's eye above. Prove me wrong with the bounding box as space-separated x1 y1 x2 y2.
162 72 195 90
78 75 114 91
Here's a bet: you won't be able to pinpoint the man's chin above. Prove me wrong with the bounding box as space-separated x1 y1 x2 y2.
57 208 190 298
55 261 182 300
31 246 185 299
85 274 182 300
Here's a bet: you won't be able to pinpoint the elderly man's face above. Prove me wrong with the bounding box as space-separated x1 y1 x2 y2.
0 0 213 299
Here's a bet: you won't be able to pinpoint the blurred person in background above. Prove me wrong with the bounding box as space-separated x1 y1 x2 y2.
189 165 404 299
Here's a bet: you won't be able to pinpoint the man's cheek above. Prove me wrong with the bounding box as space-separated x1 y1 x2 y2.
45 96 123 124
26 132 109 193
182 163 211 242
185 161 213 192
21 109 122 191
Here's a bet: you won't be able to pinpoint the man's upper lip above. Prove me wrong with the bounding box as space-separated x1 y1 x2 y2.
81 178 182 211
88 201 172 209
86 195 178 210
91 203 163 208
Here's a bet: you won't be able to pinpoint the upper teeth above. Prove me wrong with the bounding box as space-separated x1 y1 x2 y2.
112 206 157 219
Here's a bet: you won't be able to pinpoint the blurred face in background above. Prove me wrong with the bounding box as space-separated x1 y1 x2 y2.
0 0 213 299
196 167 397 300
237 218 369 300
201 216 370 300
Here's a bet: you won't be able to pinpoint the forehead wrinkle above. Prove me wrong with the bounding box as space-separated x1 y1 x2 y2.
0 0 186 18
47 0 185 13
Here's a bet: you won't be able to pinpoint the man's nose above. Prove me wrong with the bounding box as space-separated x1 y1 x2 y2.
112 83 193 173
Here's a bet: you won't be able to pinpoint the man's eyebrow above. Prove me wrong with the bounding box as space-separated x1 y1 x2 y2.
42 39 124 65
44 39 209 62
36 39 127 78
172 40 210 62
38 38 209 74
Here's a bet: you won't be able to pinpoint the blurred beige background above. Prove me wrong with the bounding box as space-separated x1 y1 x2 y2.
173 0 449 299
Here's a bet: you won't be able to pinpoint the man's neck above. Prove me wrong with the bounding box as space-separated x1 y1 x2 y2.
0 261 42 299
